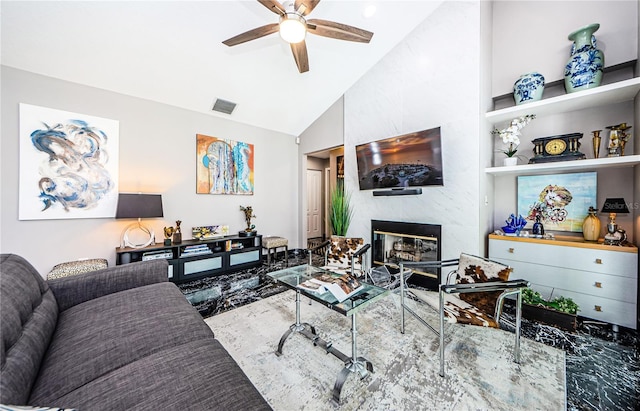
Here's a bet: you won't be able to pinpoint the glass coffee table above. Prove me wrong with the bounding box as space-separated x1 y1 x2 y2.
268 264 389 404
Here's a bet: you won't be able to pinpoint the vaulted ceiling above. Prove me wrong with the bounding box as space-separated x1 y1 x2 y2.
1 1 443 136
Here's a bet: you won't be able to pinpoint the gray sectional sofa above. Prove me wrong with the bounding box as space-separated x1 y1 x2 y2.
0 253 271 410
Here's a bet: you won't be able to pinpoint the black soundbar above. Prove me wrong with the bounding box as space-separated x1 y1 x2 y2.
372 188 423 196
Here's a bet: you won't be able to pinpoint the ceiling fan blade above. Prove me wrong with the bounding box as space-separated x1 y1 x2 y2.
258 0 286 16
294 0 320 16
290 41 309 73
307 19 373 43
222 23 279 46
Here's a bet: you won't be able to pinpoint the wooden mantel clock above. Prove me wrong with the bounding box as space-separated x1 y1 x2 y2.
528 132 586 163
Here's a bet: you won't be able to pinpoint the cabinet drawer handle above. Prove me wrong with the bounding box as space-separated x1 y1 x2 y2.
508 248 514 253
595 258 602 264
594 282 602 288
594 305 602 312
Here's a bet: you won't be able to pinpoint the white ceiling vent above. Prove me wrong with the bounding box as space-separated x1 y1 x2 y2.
212 98 237 115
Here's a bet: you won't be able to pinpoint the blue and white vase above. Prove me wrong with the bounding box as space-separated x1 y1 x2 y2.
513 72 545 105
564 23 604 93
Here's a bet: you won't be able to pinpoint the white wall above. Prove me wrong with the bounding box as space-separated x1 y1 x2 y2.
343 1 484 261
492 1 637 96
297 97 345 246
1 67 299 275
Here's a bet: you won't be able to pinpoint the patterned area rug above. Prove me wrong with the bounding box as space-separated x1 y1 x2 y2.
206 290 566 410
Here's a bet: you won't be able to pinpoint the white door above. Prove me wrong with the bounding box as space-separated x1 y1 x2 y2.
306 169 322 239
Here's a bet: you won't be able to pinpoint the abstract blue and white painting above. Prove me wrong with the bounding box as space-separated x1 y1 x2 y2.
19 104 119 220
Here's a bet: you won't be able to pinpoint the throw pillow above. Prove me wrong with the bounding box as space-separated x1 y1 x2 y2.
47 258 108 280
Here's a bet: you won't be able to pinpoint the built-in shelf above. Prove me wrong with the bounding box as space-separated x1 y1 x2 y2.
486 77 640 124
485 154 640 175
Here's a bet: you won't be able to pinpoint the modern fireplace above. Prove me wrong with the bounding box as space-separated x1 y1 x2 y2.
371 220 441 289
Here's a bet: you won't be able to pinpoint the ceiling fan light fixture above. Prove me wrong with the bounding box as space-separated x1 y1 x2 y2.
279 13 306 44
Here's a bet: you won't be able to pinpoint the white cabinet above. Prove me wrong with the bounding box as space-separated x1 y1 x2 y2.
489 234 638 329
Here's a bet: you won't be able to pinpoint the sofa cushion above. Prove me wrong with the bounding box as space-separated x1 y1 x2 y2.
28 282 214 405
0 254 59 406
39 338 271 410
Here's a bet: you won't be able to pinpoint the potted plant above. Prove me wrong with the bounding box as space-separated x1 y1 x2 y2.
329 180 353 236
522 288 579 332
492 114 535 166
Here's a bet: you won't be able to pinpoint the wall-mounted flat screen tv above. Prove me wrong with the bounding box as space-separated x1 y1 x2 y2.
355 127 443 190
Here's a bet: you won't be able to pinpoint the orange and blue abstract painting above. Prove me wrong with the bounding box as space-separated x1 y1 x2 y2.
196 134 254 195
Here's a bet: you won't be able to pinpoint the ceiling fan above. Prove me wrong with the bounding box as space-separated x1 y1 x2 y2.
222 0 374 73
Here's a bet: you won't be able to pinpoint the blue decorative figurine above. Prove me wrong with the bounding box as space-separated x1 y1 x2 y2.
532 214 545 237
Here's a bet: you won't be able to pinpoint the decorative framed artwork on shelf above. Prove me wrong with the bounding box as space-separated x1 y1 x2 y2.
196 134 254 195
18 103 119 220
517 171 597 232
192 225 230 240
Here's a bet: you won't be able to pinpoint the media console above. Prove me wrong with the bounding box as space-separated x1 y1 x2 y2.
116 234 263 283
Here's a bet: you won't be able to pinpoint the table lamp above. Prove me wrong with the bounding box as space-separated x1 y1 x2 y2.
600 198 629 245
116 193 164 248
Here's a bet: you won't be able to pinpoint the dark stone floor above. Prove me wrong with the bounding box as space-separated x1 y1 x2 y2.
178 251 640 411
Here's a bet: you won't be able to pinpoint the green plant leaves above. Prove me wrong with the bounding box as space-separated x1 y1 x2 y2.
522 287 579 314
329 180 353 236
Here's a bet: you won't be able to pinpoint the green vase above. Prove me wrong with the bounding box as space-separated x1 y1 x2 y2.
564 23 604 93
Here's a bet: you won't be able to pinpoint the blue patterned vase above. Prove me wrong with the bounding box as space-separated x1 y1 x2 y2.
564 23 604 93
513 72 545 105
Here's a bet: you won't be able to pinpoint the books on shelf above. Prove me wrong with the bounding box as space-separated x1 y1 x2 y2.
142 250 173 261
298 272 364 302
180 244 213 258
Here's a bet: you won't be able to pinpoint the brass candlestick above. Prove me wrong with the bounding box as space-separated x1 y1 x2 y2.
591 129 601 158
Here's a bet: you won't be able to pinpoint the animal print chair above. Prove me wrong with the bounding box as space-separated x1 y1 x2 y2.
397 253 529 377
308 236 370 278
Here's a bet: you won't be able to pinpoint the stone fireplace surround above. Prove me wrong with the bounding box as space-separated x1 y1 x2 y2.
370 220 442 289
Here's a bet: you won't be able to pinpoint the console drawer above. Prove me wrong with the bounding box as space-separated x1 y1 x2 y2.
502 259 637 303
490 238 637 278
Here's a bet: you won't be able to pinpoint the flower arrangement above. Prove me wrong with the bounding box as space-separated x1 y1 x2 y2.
492 114 536 157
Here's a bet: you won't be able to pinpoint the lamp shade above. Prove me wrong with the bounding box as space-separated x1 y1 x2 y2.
279 13 306 43
115 193 163 219
600 198 629 214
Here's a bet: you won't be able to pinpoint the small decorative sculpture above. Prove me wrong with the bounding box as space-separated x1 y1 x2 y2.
163 226 174 246
532 214 545 237
173 220 182 244
502 213 527 235
239 206 256 236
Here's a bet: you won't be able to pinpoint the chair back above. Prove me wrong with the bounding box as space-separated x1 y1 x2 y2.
325 236 365 274
455 253 513 315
